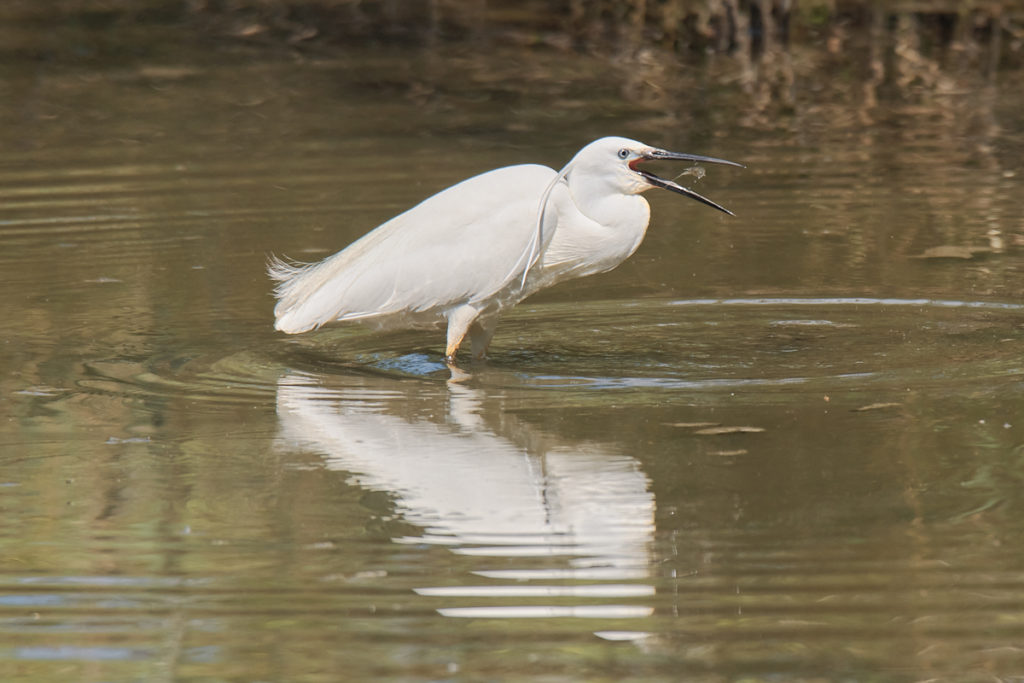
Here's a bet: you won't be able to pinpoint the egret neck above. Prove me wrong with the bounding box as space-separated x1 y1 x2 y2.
534 153 652 283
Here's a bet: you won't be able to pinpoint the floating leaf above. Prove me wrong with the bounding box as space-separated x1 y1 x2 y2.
694 426 766 435
665 421 720 428
913 245 991 260
137 66 201 80
853 402 902 412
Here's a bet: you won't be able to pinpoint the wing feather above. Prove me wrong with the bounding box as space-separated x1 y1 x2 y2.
270 164 557 334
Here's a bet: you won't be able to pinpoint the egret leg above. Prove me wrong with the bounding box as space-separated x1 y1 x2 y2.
444 304 481 362
469 316 499 360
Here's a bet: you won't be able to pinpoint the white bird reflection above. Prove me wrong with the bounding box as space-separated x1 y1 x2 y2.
275 371 656 625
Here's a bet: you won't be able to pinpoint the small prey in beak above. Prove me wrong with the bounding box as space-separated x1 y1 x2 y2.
630 149 744 216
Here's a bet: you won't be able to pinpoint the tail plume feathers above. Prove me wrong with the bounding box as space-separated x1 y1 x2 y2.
267 253 309 286
267 254 323 333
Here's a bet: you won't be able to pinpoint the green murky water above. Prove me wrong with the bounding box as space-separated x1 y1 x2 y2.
3 22 1024 682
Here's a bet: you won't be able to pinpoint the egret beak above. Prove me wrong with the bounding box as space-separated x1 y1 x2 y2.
631 149 744 216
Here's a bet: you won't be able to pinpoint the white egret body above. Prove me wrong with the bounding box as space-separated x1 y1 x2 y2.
269 137 741 361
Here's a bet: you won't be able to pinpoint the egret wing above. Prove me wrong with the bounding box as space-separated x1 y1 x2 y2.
271 164 556 333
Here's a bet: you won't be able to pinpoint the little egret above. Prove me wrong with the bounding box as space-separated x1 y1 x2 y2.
269 136 742 361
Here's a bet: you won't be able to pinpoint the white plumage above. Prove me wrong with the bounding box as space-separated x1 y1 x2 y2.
269 136 741 361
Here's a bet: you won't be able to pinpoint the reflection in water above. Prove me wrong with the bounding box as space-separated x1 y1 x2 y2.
275 372 655 625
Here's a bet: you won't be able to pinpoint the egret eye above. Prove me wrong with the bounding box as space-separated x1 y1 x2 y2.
617 148 630 160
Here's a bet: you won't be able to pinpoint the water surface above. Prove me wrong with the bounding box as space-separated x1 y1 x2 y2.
3 27 1024 682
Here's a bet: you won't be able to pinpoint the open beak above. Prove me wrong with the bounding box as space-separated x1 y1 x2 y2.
630 149 744 216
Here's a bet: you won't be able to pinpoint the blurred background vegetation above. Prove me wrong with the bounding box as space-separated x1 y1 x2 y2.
2 1 1019 162
2 0 1022 68
4 1 1022 133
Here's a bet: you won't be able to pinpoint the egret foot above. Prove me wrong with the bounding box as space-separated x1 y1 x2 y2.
444 303 481 363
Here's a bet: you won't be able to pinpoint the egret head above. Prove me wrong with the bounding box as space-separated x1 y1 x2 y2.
570 136 743 216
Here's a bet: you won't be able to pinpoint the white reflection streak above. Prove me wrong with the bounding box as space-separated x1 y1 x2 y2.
437 605 654 619
275 373 655 620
